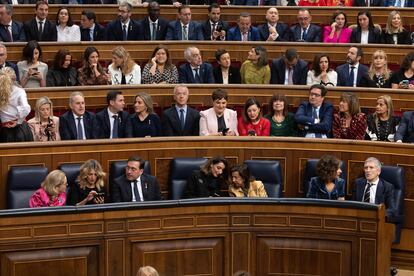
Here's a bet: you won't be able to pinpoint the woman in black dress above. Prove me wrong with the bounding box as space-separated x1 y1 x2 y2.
46 49 78 87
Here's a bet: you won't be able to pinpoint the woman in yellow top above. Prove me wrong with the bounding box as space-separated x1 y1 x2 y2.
240 46 270 84
228 165 267 197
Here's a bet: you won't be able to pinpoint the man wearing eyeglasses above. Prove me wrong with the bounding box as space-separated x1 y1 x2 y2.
295 84 333 138
289 8 321 42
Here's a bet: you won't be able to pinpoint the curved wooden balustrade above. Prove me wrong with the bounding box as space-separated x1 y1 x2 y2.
0 199 393 276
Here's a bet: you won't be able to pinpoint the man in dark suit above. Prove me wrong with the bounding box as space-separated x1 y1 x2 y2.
295 84 333 138
80 10 105 42
0 4 26 42
289 8 321 42
352 157 396 217
384 0 413 6
353 0 384 6
112 156 162 203
105 2 141 41
395 111 414 143
0 43 19 81
336 46 369 87
162 85 200 136
139 1 168 41
258 7 290 41
227 12 260 41
95 90 131 139
179 46 214 83
59 91 98 141
166 6 203 40
270 48 307 85
201 3 228 41
23 0 56 41
233 0 276 5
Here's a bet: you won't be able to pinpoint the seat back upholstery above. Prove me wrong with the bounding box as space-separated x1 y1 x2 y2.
109 160 151 185
303 159 346 196
244 160 283 198
169 157 207 199
7 166 48 209
380 165 405 243
58 163 82 190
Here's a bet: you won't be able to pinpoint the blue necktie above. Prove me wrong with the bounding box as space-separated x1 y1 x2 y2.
302 28 308 41
122 24 127 41
348 66 355 87
112 115 119 138
76 117 83 140
193 68 201 83
179 109 185 130
312 108 322 138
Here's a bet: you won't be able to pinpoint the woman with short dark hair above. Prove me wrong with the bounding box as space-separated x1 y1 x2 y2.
56 7 80 42
228 164 267 197
46 49 78 87
307 53 337 86
213 49 241 84
237 97 270 136
264 94 297 136
17 40 47 88
390 51 414 89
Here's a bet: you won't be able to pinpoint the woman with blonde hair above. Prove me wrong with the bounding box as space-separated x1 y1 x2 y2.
67 159 106 206
366 50 392 88
382 10 411 45
29 170 67 207
136 266 159 276
127 92 161 137
108 46 141 85
365 95 400 142
28 96 60 141
0 70 33 142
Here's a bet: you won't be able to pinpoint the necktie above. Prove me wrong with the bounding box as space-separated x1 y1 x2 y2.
302 28 307 41
211 23 216 40
288 68 293 85
4 25 12 42
193 68 201 83
242 32 248 42
363 183 373 203
122 24 127 41
133 180 140 201
89 28 94 41
312 108 322 138
349 66 356 87
182 25 188 40
179 108 185 130
151 22 157 40
38 21 43 39
112 114 119 138
76 117 83 140
395 0 402 6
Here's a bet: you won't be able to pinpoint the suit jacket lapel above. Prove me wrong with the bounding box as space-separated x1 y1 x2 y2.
125 177 133 201
68 114 77 139
375 180 384 204
140 175 148 200
103 109 111 135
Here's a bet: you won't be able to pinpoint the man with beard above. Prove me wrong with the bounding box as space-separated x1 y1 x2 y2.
106 2 141 41
336 46 369 87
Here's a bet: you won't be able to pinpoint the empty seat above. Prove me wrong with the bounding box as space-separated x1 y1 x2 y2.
7 166 48 209
169 157 207 200
244 160 283 198
303 159 346 197
58 163 82 189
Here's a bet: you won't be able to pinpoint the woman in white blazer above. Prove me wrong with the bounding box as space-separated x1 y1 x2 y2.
108 46 141 85
200 89 239 136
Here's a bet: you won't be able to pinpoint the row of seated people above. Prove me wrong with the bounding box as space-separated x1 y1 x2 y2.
2 1 414 44
3 41 414 90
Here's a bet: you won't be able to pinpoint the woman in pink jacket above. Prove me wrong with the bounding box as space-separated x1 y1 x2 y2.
29 170 67 208
323 10 352 43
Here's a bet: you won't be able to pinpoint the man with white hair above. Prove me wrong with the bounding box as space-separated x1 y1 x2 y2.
178 46 214 84
0 43 19 81
352 157 396 217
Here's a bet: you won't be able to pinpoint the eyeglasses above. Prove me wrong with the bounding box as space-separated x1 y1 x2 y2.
310 93 322 97
298 17 309 21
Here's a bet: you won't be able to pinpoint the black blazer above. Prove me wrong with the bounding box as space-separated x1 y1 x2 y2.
381 30 412 45
179 62 215 84
105 19 141 41
350 27 381 44
395 111 414 143
352 177 396 217
80 23 105 41
213 66 241 84
59 110 97 140
161 106 200 136
3 61 20 82
139 17 169 41
257 22 290 42
201 19 229 41
270 57 308 85
23 18 57 41
289 24 322 42
0 21 26 42
95 108 131 139
111 174 162 202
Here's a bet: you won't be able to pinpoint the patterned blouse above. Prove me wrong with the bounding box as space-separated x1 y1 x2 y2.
332 112 367 140
141 63 179 84
365 114 401 142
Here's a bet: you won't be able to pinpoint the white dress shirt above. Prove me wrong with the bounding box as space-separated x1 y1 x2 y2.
0 85 31 124
72 113 86 140
364 178 379 204
57 24 81 42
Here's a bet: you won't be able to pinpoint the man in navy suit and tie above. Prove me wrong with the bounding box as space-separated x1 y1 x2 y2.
166 6 203 41
352 157 396 217
336 46 369 87
59 91 98 140
112 156 162 203
295 84 333 138
95 90 131 139
289 8 321 42
162 85 200 136
227 13 260 41
353 0 384 6
0 44 19 81
80 10 105 42
23 0 57 41
179 46 214 84
0 4 26 42
258 7 290 41
270 48 308 85
201 3 228 41
384 0 413 6
106 2 141 41
139 1 169 41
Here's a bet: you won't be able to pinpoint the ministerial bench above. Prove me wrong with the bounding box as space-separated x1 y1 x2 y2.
4 41 413 68
0 199 393 276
